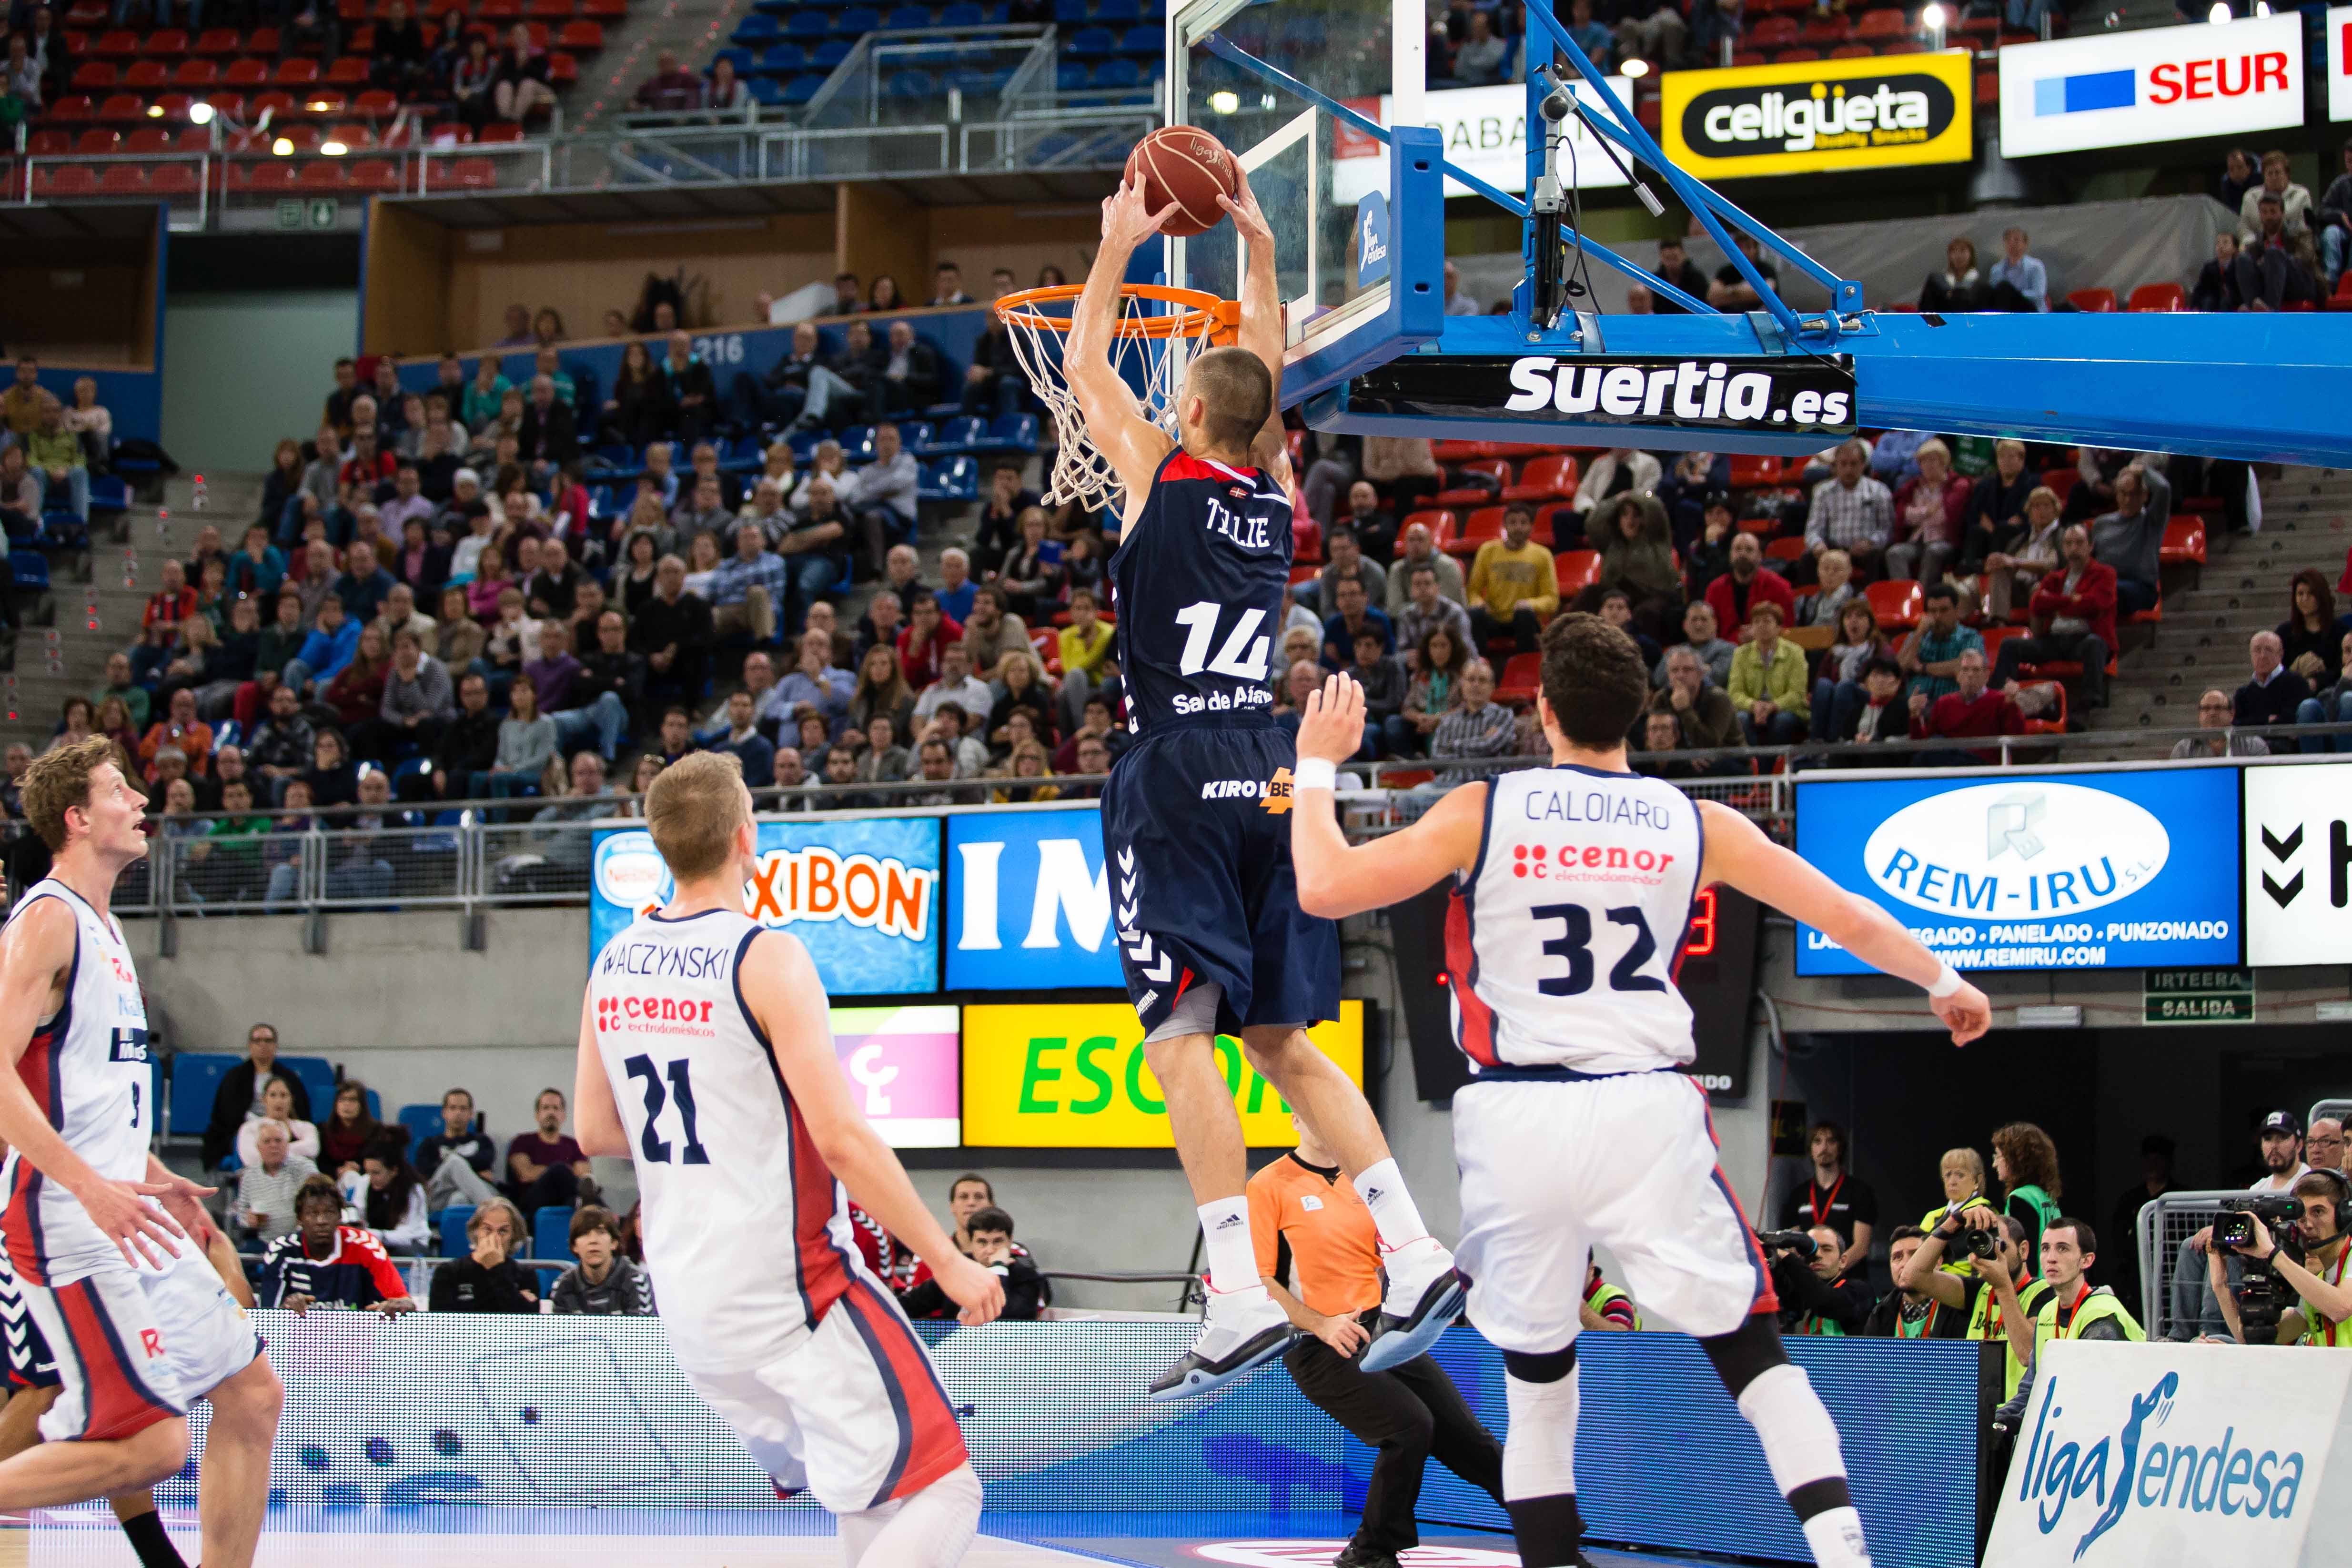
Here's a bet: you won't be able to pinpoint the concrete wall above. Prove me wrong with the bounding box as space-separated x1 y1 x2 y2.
160 289 360 473
123 904 1774 1311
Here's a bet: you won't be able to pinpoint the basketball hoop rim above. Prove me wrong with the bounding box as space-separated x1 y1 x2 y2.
995 282 1239 343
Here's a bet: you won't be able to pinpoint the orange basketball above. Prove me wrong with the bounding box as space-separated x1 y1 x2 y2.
1125 125 1240 239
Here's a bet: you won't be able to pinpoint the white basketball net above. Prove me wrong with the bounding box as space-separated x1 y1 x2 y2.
998 287 1227 513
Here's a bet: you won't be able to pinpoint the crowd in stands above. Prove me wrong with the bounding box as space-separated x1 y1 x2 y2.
0 355 112 535
198 1019 1045 1317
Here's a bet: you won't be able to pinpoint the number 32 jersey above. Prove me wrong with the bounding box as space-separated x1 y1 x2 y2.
1109 449 1292 733
589 907 859 1376
1448 766 1706 1075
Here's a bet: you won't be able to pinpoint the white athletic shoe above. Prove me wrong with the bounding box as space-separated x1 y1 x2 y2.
1146 1286 1296 1401
1357 1236 1465 1373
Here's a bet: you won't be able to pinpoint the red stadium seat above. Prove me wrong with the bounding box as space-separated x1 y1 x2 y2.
75 127 120 153
302 89 350 115
142 27 190 55
1496 652 1543 706
28 129 73 155
438 156 498 188
346 158 401 191
1774 47 1820 62
1728 453 1783 487
2127 282 2185 313
97 164 146 193
353 88 399 116
1553 548 1602 597
173 58 219 85
64 0 109 20
581 0 625 17
1435 457 1512 509
2160 517 2206 567
1429 438 1504 463
478 0 522 17
1799 15 1851 44
32 164 101 196
222 57 269 86
1748 15 1800 45
96 92 144 121
528 0 573 16
478 121 525 142
192 26 242 55
1865 578 1923 631
121 59 168 87
123 126 172 152
274 58 321 85
325 55 370 83
546 48 577 81
1826 42 1871 57
2066 287 2118 313
1503 453 1579 503
92 28 140 57
174 126 216 151
249 88 297 117
246 25 282 51
70 60 116 88
1853 6 1908 36
2329 272 2352 311
147 163 202 195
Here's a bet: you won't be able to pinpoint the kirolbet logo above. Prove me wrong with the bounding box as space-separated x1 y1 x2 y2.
1686 70 1958 157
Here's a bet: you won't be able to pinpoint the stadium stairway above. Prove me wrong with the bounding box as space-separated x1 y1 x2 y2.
566 0 758 134
2084 465 2351 750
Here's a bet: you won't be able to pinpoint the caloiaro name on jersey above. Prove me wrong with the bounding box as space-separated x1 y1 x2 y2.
1521 784 1678 830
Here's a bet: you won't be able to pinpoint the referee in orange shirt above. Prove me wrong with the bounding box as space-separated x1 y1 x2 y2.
1250 1116 1506 1568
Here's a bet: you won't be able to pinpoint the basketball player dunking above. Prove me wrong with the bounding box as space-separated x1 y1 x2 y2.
574 752 1003 1568
0 739 285 1568
1286 617 1993 1568
1067 174 1461 1398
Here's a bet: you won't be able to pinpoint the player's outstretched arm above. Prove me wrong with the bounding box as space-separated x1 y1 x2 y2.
572 989 630 1159
0 900 184 1268
1216 170 1293 487
1290 675 1486 918
1068 179 1180 517
1695 799 1991 1046
739 931 1005 1326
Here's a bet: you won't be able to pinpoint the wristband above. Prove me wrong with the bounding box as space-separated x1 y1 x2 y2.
1927 961 1964 1000
1293 757 1338 793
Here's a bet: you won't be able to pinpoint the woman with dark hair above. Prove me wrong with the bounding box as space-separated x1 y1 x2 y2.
1990 1122 2063 1267
1809 597 1894 742
321 1080 382 1174
866 275 902 312
352 1132 431 1254
2280 568 2341 688
603 340 672 448
302 726 359 809
533 307 566 345
260 439 306 534
1388 622 1467 757
848 643 915 740
1035 264 1067 287
1918 236 1988 313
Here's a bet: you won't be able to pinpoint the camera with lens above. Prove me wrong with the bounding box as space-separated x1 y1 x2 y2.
2216 1193 2300 1253
1935 1216 1999 1261
1754 1229 1818 1260
2217 1194 2304 1342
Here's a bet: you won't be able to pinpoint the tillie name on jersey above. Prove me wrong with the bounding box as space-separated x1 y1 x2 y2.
1203 496 1274 551
1522 787 1676 830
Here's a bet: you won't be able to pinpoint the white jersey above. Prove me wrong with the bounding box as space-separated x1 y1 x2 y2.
0 880 156 1287
1447 765 1705 1075
587 905 860 1376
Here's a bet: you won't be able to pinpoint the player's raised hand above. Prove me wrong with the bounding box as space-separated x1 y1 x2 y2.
937 1253 1008 1326
1100 176 1178 252
1296 675 1366 768
1931 977 1991 1047
80 1178 186 1270
1215 166 1273 249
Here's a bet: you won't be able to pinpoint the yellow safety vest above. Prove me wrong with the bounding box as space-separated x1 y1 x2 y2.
2298 1244 2351 1347
1968 1275 2053 1400
1919 1194 1997 1277
2032 1285 2146 1356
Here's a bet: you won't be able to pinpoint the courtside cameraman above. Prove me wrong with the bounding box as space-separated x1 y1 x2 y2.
2208 1169 2352 1347
1898 1209 2048 1402
1766 1224 1869 1337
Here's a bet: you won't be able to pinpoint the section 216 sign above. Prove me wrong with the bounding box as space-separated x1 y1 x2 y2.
590 819 940 996
1792 768 2239 974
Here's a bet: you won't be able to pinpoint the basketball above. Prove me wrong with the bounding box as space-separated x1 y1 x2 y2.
1125 125 1240 238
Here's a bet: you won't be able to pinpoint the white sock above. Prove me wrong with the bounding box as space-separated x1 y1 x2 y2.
1197 1197 1266 1298
1802 1508 1872 1568
1502 1366 1580 1501
1737 1364 1868 1568
839 1463 982 1568
1353 1157 1432 1253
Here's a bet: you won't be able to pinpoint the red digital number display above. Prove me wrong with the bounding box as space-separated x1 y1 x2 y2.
1681 888 1718 959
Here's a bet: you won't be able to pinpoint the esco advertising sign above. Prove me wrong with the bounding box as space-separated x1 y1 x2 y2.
1998 14 2304 157
1793 767 2241 974
1986 1342 2349 1566
1660 50 1973 178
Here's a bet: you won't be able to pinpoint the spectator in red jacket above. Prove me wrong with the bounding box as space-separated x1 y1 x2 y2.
1989 524 2114 710
1702 530 1796 641
1909 647 2023 765
143 558 198 632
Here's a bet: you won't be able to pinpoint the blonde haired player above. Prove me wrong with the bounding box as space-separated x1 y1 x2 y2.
1285 615 1991 1568
1063 164 1462 1398
574 751 1002 1566
0 737 284 1568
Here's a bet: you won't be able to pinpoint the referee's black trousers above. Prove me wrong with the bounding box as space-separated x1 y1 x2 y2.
1285 1325 1505 1553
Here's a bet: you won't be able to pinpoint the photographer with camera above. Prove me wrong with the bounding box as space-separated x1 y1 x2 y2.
1899 1209 2049 1400
1864 1227 1965 1338
1917 1148 1998 1280
1995 1219 2144 1432
2206 1169 2352 1348
1761 1225 1870 1337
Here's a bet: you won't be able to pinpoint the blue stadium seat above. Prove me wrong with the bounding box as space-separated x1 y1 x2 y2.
1096 0 1138 16
39 515 87 551
724 435 766 470
712 46 755 74
757 41 807 73
745 75 785 104
887 67 936 98
1052 0 1087 19
1028 131 1078 162
730 12 782 43
918 455 980 502
884 4 931 26
753 0 797 12
9 550 48 590
397 1102 455 1151
921 414 987 455
878 420 934 453
813 37 853 64
979 412 1039 451
784 9 829 38
787 429 823 461
940 2 982 20
87 475 128 511
837 424 875 460
280 1056 339 1120
1095 55 1141 86
949 67 1011 94
533 1205 574 1267
1055 60 1090 90
835 5 881 30
168 1052 239 1141
782 71 828 103
440 1205 475 1258
1117 22 1157 52
1068 24 1115 56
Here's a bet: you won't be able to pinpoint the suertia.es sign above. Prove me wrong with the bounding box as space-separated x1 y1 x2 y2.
1342 354 1857 438
1999 14 2303 157
1661 50 1972 177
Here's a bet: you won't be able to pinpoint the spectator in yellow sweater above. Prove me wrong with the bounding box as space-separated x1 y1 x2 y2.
1725 600 1810 747
1465 503 1558 656
1055 586 1116 733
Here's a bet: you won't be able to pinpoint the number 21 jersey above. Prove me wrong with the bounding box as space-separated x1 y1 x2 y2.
1449 766 1706 1074
589 907 858 1375
1108 449 1293 733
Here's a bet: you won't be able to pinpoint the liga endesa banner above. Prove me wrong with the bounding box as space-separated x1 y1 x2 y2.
961 1001 1364 1148
1987 1342 2352 1566
589 818 940 995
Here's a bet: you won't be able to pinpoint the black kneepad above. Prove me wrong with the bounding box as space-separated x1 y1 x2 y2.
1699 1312 1788 1400
1502 1343 1579 1385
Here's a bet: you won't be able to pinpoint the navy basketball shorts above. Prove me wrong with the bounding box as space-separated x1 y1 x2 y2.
1099 718 1341 1039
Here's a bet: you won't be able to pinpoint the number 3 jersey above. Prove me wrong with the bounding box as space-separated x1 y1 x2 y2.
1 879 155 1287
1448 766 1706 1075
1108 448 1292 733
589 906 859 1376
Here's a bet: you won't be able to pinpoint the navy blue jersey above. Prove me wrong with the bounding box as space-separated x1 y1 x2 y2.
1108 448 1294 733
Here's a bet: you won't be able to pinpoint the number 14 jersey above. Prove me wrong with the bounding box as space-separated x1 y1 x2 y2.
588 907 858 1375
1448 766 1707 1075
1108 449 1292 733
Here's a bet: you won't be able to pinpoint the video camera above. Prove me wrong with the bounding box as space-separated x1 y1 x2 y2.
2215 1193 2301 1253
2217 1194 2304 1341
1754 1229 1819 1259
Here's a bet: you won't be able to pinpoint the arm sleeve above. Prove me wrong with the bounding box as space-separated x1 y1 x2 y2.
356 1231 410 1303
628 1265 657 1315
1528 553 1559 619
384 1185 430 1254
256 1245 291 1306
550 1269 584 1314
1003 1261 1045 1321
